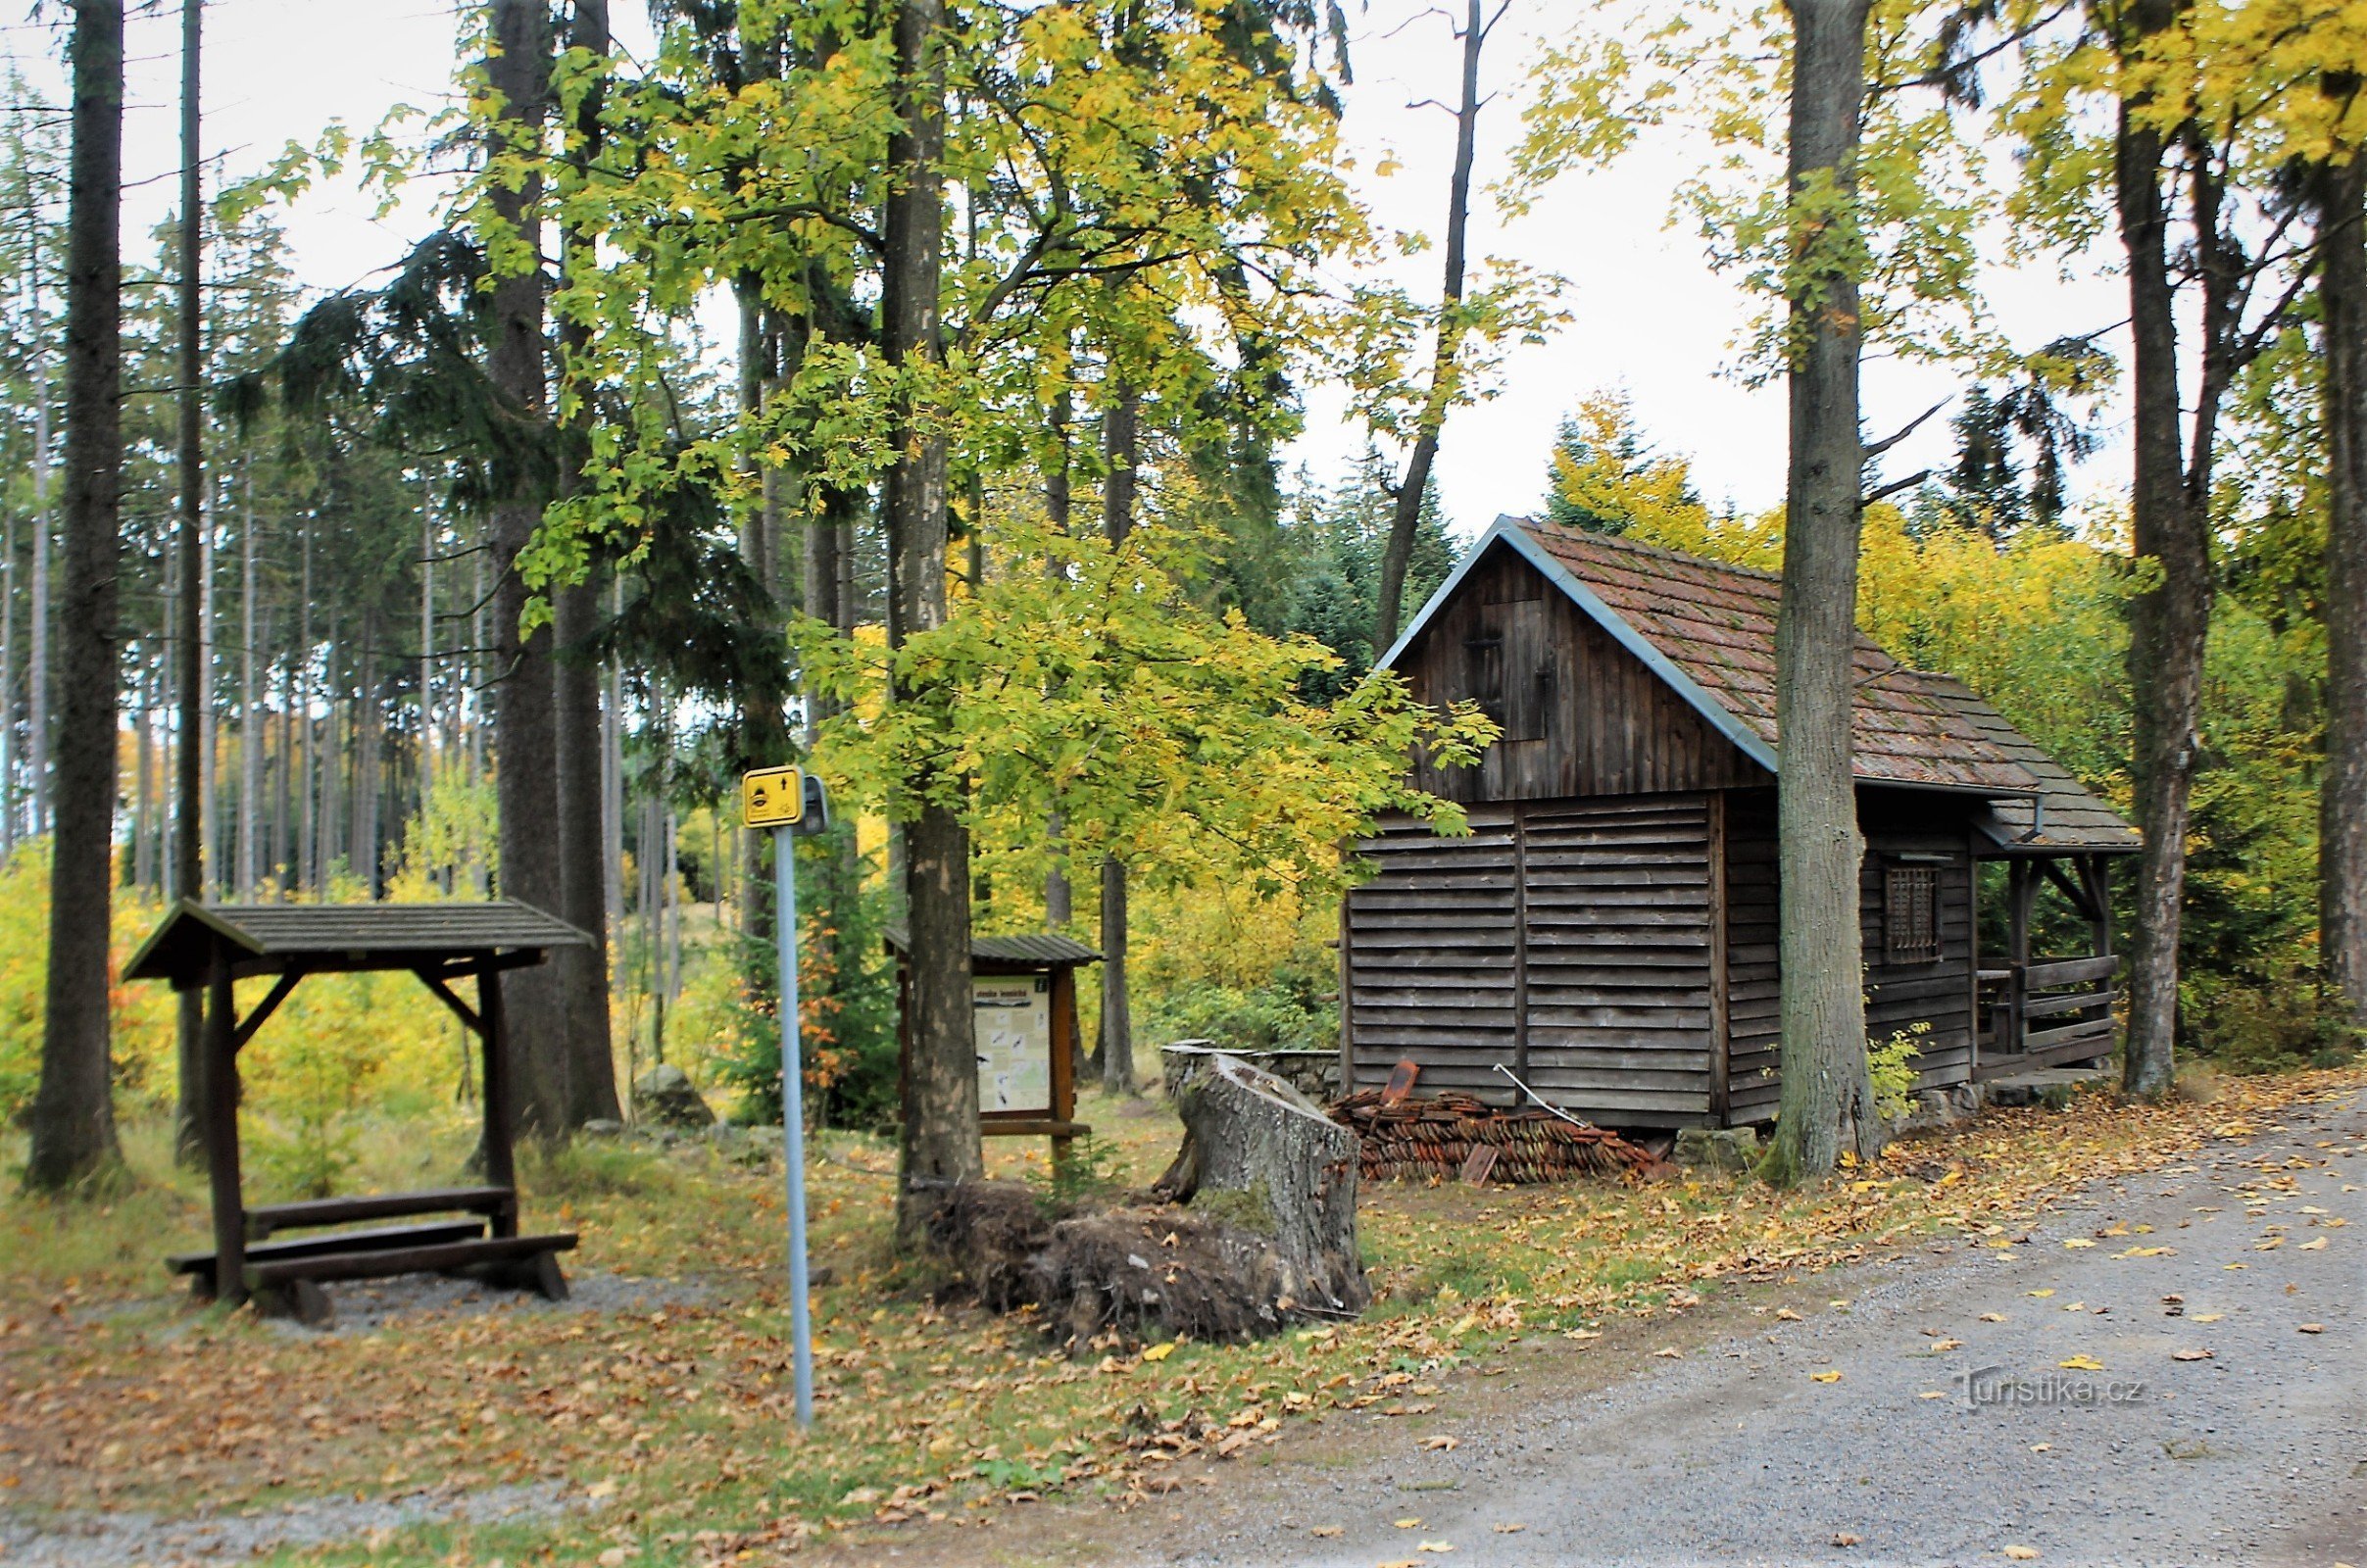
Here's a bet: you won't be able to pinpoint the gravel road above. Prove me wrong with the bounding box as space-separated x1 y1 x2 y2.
1135 1086 2365 1568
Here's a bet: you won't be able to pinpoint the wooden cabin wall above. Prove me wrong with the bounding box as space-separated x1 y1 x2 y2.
1722 789 1782 1121
1401 548 1768 805
1342 807 1521 1098
1344 794 1717 1126
1856 790 1979 1091
1718 787 1979 1119
1517 795 1717 1122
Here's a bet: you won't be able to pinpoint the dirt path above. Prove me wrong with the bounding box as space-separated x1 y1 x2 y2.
842 1088 2365 1568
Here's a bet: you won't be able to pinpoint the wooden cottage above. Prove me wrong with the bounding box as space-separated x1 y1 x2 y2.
1340 516 2140 1129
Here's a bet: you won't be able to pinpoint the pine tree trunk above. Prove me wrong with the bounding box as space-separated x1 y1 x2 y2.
169 0 206 1162
552 0 620 1126
484 0 571 1139
1043 382 1071 927
238 477 258 896
2 509 16 858
1098 383 1140 1094
2116 7 2203 1099
884 0 981 1245
25 0 124 1193
1375 0 1485 653
2318 151 2367 1025
27 196 51 839
1764 0 1879 1187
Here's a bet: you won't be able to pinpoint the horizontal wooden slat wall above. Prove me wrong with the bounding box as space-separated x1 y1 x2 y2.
1518 795 1715 1121
1346 796 1716 1124
1344 806 1520 1098
1858 793 1979 1091
1723 789 1782 1119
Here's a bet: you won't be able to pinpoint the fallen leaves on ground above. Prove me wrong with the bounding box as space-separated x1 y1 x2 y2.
2 1064 2356 1566
2057 1355 2105 1371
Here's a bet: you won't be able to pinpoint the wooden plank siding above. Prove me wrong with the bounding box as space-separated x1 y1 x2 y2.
1722 789 1783 1119
1398 548 1770 805
1717 787 1981 1119
1345 795 1717 1125
1344 807 1521 1099
1518 795 1717 1122
1857 789 1980 1091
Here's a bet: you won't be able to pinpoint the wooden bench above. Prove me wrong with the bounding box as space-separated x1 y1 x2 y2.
171 1184 573 1325
245 1185 519 1241
246 1233 578 1326
169 1218 488 1300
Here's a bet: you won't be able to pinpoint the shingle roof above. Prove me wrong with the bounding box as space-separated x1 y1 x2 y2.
883 927 1103 966
123 900 591 987
1389 517 2046 796
1515 519 2044 794
1915 672 2141 853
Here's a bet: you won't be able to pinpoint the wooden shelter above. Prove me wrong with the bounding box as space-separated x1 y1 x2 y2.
1341 517 2140 1130
885 929 1100 1163
123 900 592 1324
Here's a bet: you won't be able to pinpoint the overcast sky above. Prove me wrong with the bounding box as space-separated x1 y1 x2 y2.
18 0 2134 541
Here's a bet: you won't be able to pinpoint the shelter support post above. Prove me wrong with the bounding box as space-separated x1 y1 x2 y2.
1049 965 1078 1175
477 962 517 1232
203 953 245 1307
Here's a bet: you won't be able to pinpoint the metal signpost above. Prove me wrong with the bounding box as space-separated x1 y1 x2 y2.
742 763 825 1428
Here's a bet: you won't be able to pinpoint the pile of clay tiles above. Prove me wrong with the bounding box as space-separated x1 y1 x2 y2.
1329 1088 1652 1184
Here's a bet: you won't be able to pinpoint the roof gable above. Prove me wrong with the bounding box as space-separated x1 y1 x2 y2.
1385 517 2042 797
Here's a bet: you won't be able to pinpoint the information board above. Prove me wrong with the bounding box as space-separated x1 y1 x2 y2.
972 975 1052 1114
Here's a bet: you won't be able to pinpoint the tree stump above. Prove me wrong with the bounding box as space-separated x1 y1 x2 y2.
1158 1051 1368 1317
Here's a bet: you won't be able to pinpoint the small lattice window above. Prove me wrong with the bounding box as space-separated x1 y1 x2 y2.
1885 865 1940 964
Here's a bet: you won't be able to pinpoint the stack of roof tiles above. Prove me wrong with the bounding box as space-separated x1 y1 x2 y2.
1329 1089 1652 1184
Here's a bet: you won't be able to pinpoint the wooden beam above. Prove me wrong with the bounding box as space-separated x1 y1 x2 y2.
478 962 517 1230
2077 854 2114 958
1048 966 1078 1173
2037 858 2100 923
414 967 484 1037
230 964 306 1054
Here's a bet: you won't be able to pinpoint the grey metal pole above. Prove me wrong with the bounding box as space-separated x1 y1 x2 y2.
775 823 814 1427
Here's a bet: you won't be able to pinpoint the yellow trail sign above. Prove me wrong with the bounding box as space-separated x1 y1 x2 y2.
741 764 805 828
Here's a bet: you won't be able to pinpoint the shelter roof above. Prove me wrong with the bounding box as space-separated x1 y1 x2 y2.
123 900 592 989
884 928 1103 967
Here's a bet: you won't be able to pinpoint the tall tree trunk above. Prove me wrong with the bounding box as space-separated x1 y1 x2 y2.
2319 150 2367 1025
25 0 124 1192
1763 0 1879 1187
1043 382 1072 928
2116 1 2202 1099
1374 0 1486 653
239 477 258 896
171 0 205 1162
27 199 50 839
352 618 379 894
1098 379 1140 1094
1 507 14 858
884 0 980 1244
485 0 570 1139
273 658 291 895
419 494 435 811
133 663 153 891
297 525 315 894
553 0 619 1125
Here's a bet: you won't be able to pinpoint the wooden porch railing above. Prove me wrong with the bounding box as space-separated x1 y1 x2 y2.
1975 953 2121 1080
